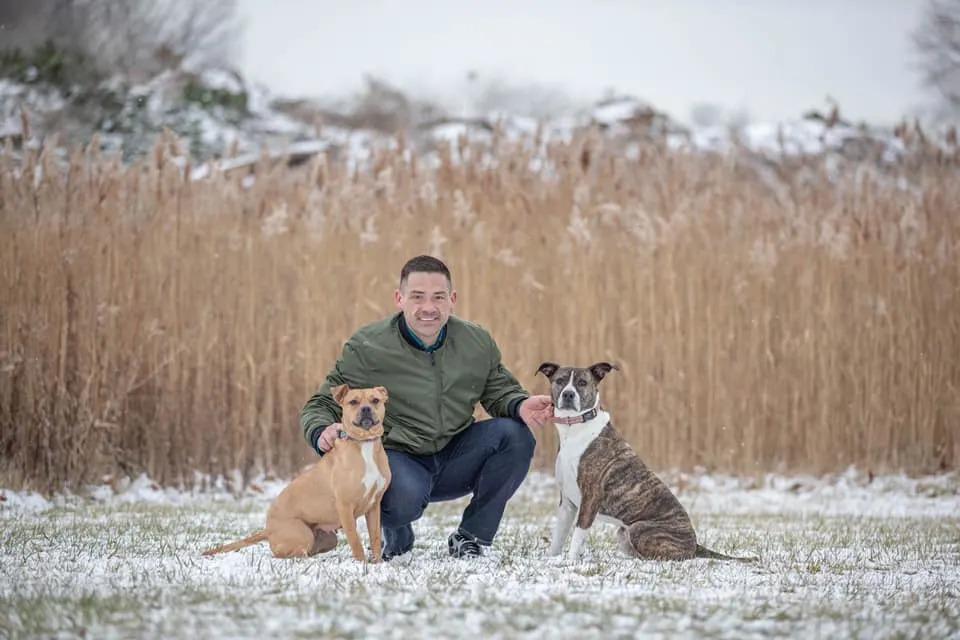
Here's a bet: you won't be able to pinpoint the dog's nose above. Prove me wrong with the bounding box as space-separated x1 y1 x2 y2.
360 406 373 416
561 390 576 403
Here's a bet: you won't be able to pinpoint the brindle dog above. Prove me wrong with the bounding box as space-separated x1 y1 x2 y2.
538 361 755 562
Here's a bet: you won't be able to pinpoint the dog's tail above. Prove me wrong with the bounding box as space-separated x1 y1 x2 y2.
202 530 267 556
695 544 758 563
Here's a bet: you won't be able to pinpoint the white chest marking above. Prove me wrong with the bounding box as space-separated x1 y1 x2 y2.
554 410 610 508
360 441 386 494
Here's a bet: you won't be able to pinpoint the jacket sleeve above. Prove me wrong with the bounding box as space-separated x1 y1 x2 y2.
479 337 530 419
300 337 368 454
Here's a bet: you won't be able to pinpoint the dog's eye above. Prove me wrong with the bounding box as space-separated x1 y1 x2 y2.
371 398 380 404
576 379 587 387
349 399 360 405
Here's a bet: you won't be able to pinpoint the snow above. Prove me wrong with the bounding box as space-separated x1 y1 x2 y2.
1 469 957 638
2 67 951 178
197 69 246 95
591 97 657 127
4 466 948 521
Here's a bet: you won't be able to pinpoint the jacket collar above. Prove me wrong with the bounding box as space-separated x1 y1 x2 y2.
398 313 447 352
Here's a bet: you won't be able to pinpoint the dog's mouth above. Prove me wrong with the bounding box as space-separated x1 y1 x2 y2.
557 397 580 411
353 416 381 429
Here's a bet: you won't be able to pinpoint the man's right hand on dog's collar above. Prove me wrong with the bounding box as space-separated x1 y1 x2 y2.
317 423 342 454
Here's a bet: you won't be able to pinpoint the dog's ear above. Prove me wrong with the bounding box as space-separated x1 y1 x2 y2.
373 386 389 402
588 362 619 381
536 362 560 379
331 384 351 405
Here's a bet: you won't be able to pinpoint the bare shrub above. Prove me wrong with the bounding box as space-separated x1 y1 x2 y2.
914 0 960 117
1 0 239 81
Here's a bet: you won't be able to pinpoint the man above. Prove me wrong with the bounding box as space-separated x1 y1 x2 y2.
300 255 553 560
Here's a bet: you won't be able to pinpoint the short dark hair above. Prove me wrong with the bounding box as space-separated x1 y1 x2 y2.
400 255 452 289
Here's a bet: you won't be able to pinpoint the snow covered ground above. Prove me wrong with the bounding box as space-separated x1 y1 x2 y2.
2 470 958 639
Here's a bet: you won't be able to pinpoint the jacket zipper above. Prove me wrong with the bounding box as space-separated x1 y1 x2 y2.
431 349 442 452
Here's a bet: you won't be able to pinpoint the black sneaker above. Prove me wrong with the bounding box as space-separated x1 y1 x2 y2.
382 525 414 561
382 548 411 563
447 530 483 558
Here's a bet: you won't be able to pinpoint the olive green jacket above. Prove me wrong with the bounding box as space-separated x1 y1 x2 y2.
300 313 529 456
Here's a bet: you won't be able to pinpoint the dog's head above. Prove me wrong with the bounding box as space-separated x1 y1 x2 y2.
332 385 389 439
536 362 618 414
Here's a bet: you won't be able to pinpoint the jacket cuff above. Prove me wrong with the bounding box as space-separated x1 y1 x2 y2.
309 426 329 457
508 396 528 421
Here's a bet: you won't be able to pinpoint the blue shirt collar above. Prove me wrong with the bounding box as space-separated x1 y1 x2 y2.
398 314 447 352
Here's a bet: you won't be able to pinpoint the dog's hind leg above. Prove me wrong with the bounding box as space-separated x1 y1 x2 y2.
308 528 338 556
626 521 697 560
616 527 634 557
267 518 316 558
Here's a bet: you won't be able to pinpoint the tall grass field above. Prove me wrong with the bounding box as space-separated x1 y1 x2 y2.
2 130 959 490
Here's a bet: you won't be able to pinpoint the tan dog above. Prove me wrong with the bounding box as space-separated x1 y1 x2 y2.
202 385 392 562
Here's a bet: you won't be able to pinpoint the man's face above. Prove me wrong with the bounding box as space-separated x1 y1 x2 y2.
395 271 456 344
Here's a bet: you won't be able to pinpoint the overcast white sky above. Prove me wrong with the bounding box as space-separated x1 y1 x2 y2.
238 0 933 125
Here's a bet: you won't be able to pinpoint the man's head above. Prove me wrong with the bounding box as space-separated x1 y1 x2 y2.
395 255 456 345
536 362 618 414
332 385 389 439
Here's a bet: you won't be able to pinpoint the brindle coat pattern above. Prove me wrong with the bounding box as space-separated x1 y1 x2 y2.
540 361 754 562
577 421 699 560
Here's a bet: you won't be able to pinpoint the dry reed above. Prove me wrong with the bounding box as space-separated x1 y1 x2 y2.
2 129 958 491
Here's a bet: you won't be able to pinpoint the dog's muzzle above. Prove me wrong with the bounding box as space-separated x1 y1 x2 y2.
354 407 380 430
559 390 579 410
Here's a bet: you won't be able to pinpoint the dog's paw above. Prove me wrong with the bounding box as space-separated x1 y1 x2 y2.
544 553 566 566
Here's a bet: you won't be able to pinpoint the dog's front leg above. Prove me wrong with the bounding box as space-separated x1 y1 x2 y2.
548 498 577 556
567 486 601 563
567 525 591 562
365 498 384 563
336 499 366 562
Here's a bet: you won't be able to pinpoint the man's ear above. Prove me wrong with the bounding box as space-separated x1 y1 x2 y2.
374 386 389 402
588 362 619 381
536 362 560 379
331 384 351 405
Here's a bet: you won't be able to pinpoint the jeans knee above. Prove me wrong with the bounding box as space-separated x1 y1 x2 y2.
492 418 536 461
380 476 429 527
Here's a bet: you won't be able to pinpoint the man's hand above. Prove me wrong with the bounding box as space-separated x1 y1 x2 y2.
519 395 553 428
317 423 342 453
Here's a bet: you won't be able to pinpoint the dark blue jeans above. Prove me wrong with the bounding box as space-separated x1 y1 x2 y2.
380 417 536 555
